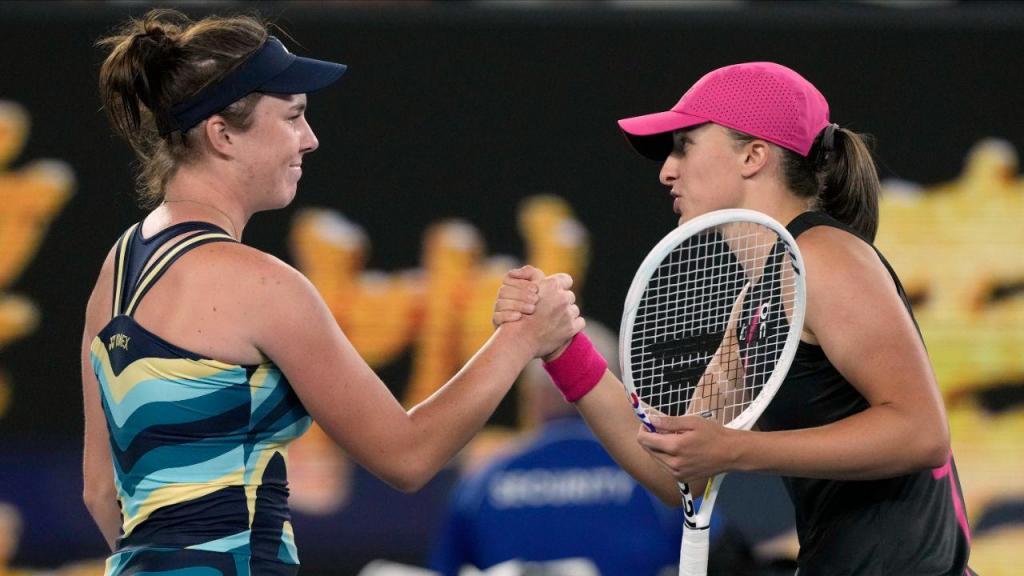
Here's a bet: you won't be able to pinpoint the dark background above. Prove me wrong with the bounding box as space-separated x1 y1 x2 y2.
0 1 1021 574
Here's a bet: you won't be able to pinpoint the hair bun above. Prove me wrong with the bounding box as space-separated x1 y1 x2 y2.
129 25 181 113
134 24 177 55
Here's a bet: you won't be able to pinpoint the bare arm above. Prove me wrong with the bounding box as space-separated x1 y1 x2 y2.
732 227 949 478
81 250 121 549
639 227 950 481
494 266 683 505
250 261 582 492
575 371 684 506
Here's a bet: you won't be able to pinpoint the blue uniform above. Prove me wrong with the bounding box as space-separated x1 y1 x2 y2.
430 417 688 576
90 222 311 576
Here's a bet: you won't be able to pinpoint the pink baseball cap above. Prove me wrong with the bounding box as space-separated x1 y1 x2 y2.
618 62 831 160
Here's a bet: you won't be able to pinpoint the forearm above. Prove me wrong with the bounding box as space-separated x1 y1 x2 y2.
575 372 681 505
735 403 949 480
399 326 535 489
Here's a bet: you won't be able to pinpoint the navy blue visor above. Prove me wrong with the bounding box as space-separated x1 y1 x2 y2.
159 36 347 135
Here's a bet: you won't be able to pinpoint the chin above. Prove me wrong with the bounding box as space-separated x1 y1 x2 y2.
275 185 299 209
253 190 297 213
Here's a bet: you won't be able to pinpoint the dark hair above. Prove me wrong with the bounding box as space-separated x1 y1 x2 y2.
728 127 881 241
97 9 268 207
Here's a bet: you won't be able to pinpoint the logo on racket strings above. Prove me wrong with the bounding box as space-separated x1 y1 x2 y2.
744 301 771 345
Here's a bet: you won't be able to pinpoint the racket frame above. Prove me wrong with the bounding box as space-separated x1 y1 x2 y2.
618 208 806 575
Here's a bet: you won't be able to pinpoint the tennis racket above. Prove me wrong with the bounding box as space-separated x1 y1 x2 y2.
619 208 806 576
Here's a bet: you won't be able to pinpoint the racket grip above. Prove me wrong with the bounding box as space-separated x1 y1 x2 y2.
679 524 710 576
543 332 607 402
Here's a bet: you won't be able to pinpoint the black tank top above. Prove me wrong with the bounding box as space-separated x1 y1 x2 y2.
756 212 973 576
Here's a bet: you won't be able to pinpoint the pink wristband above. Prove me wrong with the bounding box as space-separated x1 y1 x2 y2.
543 332 608 403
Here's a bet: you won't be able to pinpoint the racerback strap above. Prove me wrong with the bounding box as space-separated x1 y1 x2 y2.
111 221 236 318
786 210 921 337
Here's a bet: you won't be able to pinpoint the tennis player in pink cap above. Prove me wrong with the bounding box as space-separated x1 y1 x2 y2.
495 62 974 575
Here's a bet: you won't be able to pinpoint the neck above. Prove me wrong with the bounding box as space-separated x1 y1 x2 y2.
741 178 813 227
161 169 248 239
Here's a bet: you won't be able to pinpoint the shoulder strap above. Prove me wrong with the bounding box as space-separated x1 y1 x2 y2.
113 221 235 317
111 223 141 317
785 211 921 336
786 211 866 242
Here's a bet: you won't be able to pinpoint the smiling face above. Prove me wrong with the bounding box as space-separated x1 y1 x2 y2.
231 93 319 211
659 123 748 225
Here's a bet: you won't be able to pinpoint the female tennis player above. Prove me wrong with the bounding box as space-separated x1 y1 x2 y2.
495 62 974 575
82 10 582 575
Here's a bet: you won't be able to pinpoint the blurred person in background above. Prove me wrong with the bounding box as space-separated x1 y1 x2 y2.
0 503 31 576
84 9 581 576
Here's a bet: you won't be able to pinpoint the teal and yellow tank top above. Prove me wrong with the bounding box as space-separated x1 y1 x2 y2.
89 222 311 572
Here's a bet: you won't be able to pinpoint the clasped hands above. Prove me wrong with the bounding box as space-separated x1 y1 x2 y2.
493 266 747 483
492 265 585 360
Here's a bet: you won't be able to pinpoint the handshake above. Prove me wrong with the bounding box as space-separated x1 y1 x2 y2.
491 265 585 362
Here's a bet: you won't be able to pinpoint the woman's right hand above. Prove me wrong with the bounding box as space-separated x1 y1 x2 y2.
494 265 583 358
492 265 542 327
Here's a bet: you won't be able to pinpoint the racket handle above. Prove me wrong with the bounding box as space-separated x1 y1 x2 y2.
679 524 710 576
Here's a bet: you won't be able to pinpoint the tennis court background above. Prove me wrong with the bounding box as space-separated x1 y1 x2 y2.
0 2 1021 574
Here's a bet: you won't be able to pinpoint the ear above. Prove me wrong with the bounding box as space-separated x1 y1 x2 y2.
739 140 771 178
203 115 234 158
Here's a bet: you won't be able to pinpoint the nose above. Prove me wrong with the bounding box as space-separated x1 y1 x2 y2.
301 120 319 154
659 154 679 187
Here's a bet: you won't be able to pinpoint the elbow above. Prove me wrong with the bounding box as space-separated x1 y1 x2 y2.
383 473 430 494
354 430 444 493
376 458 436 494
82 483 115 517
921 427 951 470
913 418 951 471
647 475 687 508
653 488 682 508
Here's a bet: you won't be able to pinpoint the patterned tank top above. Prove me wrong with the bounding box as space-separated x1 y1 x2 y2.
89 221 311 570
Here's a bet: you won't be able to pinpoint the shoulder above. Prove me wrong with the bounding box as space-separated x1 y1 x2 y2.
795 225 906 337
796 225 893 292
84 239 120 336
796 225 880 272
188 241 317 299
185 242 330 346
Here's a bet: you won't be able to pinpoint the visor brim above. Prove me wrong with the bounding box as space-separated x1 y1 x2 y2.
260 56 347 94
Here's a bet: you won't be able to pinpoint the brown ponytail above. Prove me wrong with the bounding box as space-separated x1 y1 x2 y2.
815 128 881 242
97 9 268 207
728 126 881 241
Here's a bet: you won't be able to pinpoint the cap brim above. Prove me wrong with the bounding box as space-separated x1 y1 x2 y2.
617 110 708 160
260 55 347 94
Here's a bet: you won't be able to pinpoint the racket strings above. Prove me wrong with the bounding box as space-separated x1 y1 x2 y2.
630 223 799 423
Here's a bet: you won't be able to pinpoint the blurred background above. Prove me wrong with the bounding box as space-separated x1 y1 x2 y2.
0 0 1021 574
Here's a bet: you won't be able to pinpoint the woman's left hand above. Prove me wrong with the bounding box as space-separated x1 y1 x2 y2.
636 414 739 483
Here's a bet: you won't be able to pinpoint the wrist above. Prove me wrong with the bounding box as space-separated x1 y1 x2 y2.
493 323 539 366
542 332 607 403
726 428 754 473
542 340 572 363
